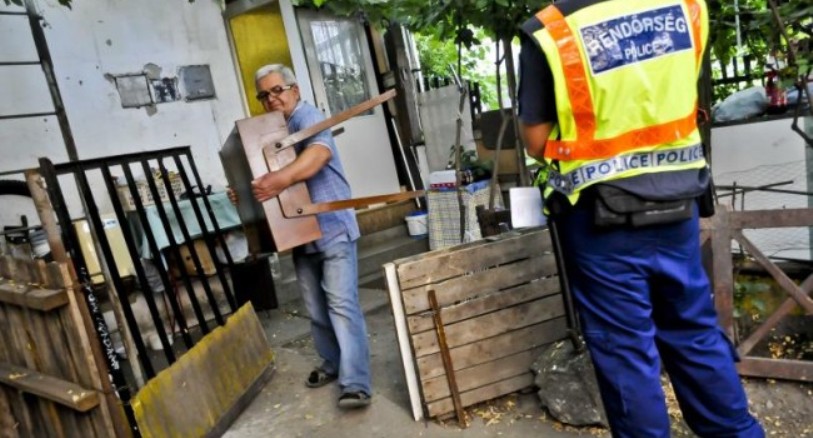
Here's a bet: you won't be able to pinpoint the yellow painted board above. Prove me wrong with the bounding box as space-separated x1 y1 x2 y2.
132 304 274 438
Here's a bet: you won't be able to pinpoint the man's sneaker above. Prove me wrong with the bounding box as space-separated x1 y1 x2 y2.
337 391 371 409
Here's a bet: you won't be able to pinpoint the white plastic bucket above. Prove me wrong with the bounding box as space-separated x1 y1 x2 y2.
405 211 428 237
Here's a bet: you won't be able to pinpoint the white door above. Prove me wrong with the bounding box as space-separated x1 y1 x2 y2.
296 10 400 198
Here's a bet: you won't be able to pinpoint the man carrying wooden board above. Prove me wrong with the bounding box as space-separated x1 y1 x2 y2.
232 64 371 409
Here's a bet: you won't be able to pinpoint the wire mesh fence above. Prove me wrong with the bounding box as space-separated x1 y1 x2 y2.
715 158 813 262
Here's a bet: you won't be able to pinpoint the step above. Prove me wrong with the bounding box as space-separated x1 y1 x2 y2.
358 235 428 278
270 227 428 304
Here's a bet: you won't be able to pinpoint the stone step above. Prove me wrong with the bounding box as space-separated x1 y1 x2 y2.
271 227 428 304
358 235 428 278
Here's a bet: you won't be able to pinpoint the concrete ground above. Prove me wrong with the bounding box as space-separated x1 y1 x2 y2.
223 279 813 438
223 285 606 438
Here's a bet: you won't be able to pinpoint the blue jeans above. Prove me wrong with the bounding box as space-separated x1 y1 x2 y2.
555 205 764 438
293 240 371 395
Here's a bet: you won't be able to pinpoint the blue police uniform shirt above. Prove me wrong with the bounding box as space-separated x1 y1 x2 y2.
287 101 360 252
518 3 708 202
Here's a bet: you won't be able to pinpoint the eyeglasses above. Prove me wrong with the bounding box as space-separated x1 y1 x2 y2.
256 84 295 101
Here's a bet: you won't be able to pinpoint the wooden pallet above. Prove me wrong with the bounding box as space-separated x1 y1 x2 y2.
385 227 568 421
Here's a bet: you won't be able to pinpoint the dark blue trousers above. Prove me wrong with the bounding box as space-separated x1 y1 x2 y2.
555 205 764 438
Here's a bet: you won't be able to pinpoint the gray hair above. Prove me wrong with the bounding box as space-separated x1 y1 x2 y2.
254 64 298 87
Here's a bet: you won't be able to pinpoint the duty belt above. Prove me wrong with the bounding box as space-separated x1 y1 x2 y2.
547 143 705 195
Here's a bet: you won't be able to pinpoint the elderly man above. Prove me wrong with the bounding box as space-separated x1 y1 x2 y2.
251 64 371 409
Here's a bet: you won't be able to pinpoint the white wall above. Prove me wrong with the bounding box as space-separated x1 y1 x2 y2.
0 0 245 224
711 117 813 260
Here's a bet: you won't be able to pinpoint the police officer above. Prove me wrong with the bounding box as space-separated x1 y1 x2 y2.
518 0 764 436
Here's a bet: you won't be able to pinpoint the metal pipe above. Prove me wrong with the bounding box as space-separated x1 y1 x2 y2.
101 164 173 374
0 111 57 120
548 220 585 353
77 167 154 380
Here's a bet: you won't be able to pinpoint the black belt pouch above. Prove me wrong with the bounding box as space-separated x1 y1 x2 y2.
593 185 694 228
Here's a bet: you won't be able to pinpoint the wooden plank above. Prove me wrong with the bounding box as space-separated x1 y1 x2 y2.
231 112 321 252
0 306 16 364
24 313 67 438
25 170 68 264
416 318 568 380
274 89 396 151
407 278 561 334
43 311 91 437
44 262 68 290
0 363 100 412
0 387 20 438
730 208 813 229
421 347 546 402
402 255 557 315
288 190 425 218
737 357 812 382
202 366 274 438
59 266 123 438
0 257 10 279
396 228 552 289
709 207 735 340
8 259 32 285
426 373 535 418
411 294 565 358
0 281 68 311
132 304 274 438
58 306 105 438
385 263 424 422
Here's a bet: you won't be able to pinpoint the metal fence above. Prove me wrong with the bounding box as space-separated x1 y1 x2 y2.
38 146 239 434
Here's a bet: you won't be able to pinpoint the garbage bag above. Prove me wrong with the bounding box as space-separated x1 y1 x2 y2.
713 86 766 123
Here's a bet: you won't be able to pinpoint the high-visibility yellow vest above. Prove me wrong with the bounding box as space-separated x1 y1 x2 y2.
524 0 709 204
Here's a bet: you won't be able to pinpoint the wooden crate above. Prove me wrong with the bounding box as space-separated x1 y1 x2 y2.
385 227 568 421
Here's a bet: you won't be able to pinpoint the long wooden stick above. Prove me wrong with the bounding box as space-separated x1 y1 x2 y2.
278 190 424 218
267 89 396 153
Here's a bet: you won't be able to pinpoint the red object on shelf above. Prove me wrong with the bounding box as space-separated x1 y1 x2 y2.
765 70 787 115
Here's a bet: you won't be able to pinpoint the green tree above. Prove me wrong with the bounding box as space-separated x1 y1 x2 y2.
413 29 499 109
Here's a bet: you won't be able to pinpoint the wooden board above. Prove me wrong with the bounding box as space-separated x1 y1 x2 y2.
401 255 557 315
132 303 274 438
395 228 552 290
0 281 68 311
221 113 321 253
407 277 560 334
410 295 565 358
0 362 100 412
386 228 569 420
415 318 568 381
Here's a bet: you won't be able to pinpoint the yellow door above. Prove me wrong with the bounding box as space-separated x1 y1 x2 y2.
228 2 293 117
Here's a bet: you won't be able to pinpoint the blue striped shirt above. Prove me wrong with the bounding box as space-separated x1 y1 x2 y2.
288 101 360 252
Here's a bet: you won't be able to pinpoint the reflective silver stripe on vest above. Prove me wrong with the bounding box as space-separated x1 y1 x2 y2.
547 143 704 195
